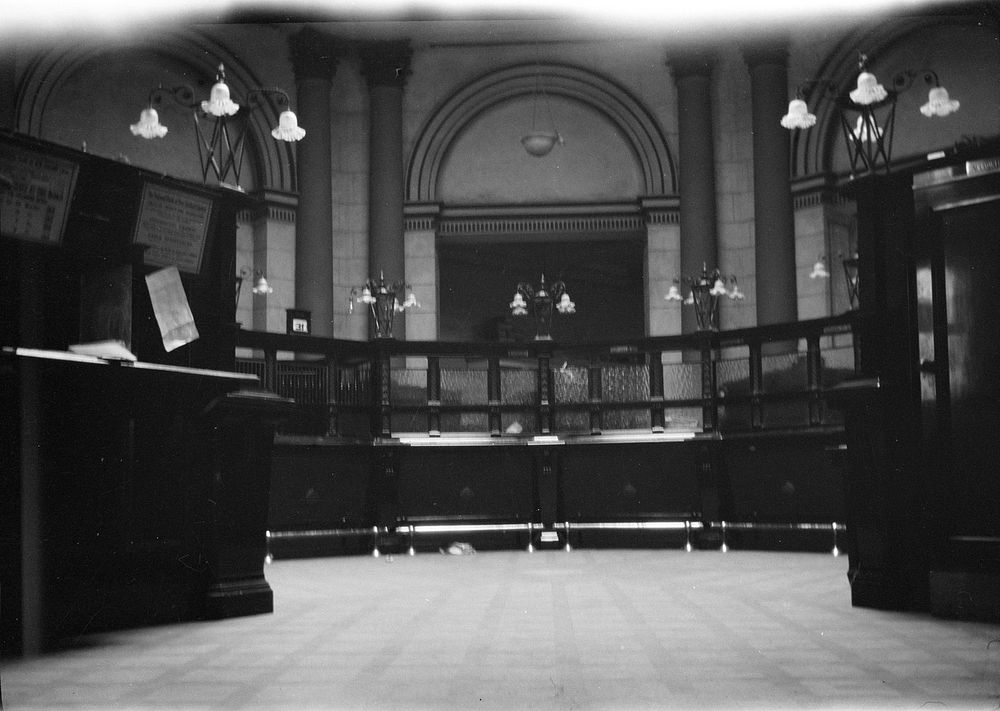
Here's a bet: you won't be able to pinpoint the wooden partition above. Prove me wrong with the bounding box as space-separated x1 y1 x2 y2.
1 132 294 656
242 316 857 557
0 130 245 369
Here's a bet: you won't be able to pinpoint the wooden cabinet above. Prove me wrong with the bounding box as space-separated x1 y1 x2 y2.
1 131 294 655
1 130 246 370
835 155 1000 621
912 159 1000 621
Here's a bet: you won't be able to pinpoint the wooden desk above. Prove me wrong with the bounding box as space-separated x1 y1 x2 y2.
1 347 293 655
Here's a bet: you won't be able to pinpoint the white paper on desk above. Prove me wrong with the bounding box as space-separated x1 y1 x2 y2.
145 266 199 352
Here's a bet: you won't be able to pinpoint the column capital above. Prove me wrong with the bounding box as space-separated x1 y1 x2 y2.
741 38 790 70
289 27 341 81
667 50 716 80
248 189 299 224
403 202 442 233
359 40 414 89
639 195 680 225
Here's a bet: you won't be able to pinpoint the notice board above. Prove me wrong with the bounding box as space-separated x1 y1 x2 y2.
133 182 213 274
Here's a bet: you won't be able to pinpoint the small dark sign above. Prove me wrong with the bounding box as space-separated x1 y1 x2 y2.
286 309 311 335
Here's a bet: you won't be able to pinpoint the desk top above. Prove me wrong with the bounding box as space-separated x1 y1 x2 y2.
3 346 258 383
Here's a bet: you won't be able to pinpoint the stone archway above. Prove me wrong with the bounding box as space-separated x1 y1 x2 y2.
402 62 679 342
15 30 296 193
790 14 995 179
406 62 675 203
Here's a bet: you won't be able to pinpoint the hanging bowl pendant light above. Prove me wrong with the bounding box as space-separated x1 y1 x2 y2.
521 132 563 157
521 67 563 157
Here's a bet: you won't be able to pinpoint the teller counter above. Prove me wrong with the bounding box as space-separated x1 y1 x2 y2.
1 347 294 656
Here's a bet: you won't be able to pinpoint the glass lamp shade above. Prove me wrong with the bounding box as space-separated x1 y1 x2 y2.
251 274 273 295
849 71 887 105
556 293 575 314
920 86 960 117
780 99 817 129
201 81 240 117
665 284 683 302
272 110 306 141
521 131 562 157
130 107 168 138
810 259 831 279
852 115 883 144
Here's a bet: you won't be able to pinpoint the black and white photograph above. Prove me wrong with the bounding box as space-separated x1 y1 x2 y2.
1 0 998 708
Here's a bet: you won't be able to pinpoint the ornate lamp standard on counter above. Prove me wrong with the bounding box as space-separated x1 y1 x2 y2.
350 271 419 339
665 264 744 331
510 274 575 341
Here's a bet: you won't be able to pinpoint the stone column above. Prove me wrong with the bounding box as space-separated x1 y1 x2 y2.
669 52 719 335
743 40 798 332
289 28 338 337
0 47 16 129
403 203 440 342
360 40 412 339
641 196 682 338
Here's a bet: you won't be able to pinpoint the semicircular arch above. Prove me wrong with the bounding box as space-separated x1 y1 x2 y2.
407 62 675 203
15 30 295 193
791 13 994 178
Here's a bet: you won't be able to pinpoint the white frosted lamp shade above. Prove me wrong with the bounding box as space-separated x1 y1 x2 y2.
201 81 240 117
920 86 960 117
251 274 273 295
272 110 306 141
852 115 883 143
780 99 817 129
849 71 887 105
557 293 575 313
130 107 168 138
810 260 831 279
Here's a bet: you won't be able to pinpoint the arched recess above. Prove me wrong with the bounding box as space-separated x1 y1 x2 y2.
406 62 675 203
790 11 998 179
14 29 296 193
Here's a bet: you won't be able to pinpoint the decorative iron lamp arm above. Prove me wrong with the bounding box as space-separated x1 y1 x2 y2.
246 87 306 141
781 51 959 177
130 62 304 190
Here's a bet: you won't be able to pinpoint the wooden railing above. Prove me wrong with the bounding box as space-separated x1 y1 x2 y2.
235 313 859 439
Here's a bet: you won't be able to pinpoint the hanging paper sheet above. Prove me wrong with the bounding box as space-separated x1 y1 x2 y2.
144 266 200 352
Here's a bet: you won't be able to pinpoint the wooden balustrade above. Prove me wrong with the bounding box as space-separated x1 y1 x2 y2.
235 313 859 439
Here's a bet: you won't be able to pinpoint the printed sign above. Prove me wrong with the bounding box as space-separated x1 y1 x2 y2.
0 142 78 244
134 183 212 274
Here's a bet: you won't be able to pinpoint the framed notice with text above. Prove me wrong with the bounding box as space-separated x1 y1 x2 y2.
0 141 79 244
133 182 213 274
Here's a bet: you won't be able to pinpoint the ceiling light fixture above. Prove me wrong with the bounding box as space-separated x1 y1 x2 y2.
130 63 305 190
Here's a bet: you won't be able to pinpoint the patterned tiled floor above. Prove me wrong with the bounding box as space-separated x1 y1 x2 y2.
3 549 999 710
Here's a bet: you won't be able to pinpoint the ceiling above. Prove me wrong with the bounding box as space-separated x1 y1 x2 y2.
3 0 974 44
